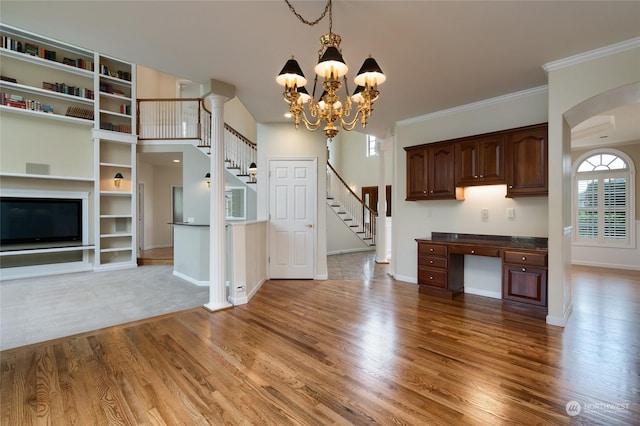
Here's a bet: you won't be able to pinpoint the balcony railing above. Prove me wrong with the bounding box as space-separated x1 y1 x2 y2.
137 98 256 177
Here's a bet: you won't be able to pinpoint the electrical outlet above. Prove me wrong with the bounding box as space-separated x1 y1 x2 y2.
481 208 489 219
507 207 515 219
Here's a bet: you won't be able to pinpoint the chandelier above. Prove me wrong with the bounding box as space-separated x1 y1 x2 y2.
276 0 386 140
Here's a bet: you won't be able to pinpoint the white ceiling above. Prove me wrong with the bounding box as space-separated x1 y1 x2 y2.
2 1 639 146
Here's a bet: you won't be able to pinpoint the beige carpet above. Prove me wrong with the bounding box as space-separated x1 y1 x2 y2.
0 265 208 351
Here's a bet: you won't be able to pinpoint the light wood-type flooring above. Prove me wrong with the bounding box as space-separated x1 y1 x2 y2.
1 264 638 424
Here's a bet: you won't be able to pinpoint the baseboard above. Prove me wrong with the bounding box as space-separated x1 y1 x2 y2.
572 260 640 271
172 270 209 286
546 302 573 327
392 273 417 284
464 287 501 299
327 247 375 256
315 273 328 280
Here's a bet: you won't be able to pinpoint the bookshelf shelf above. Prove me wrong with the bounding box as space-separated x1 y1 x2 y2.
100 109 131 119
0 80 94 104
0 172 93 182
0 104 94 125
0 48 94 78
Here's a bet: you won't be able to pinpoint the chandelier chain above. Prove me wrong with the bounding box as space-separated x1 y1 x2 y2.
284 0 333 32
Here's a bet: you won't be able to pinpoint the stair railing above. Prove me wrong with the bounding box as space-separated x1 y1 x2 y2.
327 162 377 245
137 98 257 178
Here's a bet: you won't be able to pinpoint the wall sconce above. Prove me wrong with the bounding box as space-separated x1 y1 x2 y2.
205 172 211 187
113 172 124 188
248 163 257 183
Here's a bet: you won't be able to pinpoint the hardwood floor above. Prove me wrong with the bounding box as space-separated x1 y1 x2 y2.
1 265 638 425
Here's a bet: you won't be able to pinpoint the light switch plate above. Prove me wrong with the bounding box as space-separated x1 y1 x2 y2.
481 208 489 219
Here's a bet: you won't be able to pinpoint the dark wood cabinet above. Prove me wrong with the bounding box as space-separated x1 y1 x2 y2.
406 147 429 199
505 124 548 197
417 241 463 298
502 250 548 307
406 142 463 201
407 123 547 199
455 134 505 186
416 235 548 313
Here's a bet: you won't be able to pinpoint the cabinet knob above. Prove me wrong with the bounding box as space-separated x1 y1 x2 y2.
479 174 484 178
509 185 513 189
423 190 427 193
429 276 434 280
429 260 434 264
474 175 478 179
429 248 434 252
522 256 526 261
522 267 526 272
430 190 434 194
471 250 475 254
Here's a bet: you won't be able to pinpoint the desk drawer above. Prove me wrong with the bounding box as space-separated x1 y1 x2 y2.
418 269 447 288
418 255 448 269
450 244 500 257
418 243 448 257
503 250 547 267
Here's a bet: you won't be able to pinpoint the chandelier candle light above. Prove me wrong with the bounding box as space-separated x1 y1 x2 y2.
276 0 386 140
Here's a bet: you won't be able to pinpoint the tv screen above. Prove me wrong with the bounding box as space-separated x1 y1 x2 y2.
0 197 82 246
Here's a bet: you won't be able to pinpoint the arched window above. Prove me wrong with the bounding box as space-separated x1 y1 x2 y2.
572 149 635 247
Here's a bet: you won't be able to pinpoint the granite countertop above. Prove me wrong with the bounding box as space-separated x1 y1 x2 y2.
416 232 548 251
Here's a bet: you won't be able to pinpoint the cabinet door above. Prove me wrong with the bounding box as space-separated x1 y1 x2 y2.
502 264 547 306
478 134 505 184
406 147 429 200
455 140 478 186
506 125 548 197
428 143 457 199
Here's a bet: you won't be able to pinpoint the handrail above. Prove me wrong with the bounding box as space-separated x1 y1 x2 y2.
327 161 377 245
327 162 377 216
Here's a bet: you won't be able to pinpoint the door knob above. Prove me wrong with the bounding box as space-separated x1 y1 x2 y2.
305 224 313 228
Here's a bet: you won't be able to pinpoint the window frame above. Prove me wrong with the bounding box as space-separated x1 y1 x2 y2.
572 148 636 248
366 135 378 158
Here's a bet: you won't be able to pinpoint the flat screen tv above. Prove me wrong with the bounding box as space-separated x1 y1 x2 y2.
0 197 83 246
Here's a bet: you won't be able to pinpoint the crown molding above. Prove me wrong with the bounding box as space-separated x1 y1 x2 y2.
397 86 548 127
543 37 640 74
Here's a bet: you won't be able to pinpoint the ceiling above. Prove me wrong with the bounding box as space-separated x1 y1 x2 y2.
2 1 639 145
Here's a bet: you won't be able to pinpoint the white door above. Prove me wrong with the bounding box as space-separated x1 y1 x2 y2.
269 159 316 279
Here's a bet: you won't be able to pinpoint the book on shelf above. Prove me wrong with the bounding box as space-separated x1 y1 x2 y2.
0 75 17 83
119 104 132 115
100 121 132 133
65 106 94 120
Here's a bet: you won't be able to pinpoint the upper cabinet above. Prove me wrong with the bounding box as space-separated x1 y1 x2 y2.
455 134 505 186
405 142 464 201
505 124 548 198
406 123 548 200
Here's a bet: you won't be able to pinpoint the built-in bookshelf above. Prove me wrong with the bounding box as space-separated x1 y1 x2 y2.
96 53 135 135
94 136 137 269
0 24 96 125
0 24 138 278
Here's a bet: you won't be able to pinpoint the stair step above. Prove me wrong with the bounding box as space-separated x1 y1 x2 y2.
343 218 352 222
237 174 249 177
330 204 340 207
337 211 347 214
227 166 240 170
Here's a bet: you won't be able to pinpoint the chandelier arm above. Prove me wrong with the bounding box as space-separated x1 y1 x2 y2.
298 107 323 130
284 0 331 27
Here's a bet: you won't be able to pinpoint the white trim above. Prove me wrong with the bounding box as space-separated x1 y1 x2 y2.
571 259 640 272
543 37 640 73
546 302 573 327
396 86 548 126
327 247 375 256
172 270 209 287
464 288 502 299
393 273 417 284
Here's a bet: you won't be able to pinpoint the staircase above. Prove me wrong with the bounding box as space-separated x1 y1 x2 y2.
137 98 257 187
327 162 377 247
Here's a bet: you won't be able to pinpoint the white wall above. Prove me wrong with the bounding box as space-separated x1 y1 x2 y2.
545 41 640 325
256 123 328 279
392 88 549 284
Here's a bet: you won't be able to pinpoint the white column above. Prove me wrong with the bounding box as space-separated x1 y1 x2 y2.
375 138 389 264
204 94 233 312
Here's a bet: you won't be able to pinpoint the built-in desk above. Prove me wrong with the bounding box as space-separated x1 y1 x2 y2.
415 232 548 310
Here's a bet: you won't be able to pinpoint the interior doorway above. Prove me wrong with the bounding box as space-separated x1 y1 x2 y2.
362 185 392 217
